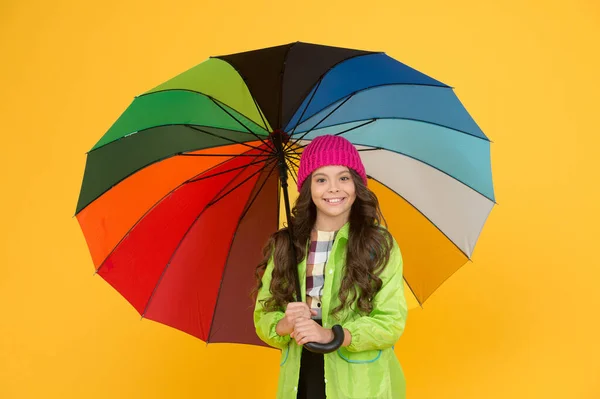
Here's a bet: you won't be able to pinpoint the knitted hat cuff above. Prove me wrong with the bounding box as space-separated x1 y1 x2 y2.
296 135 367 191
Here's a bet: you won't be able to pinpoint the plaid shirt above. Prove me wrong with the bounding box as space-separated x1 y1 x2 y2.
305 228 338 320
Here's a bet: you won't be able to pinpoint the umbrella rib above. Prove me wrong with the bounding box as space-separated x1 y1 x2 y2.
287 93 355 149
209 97 275 151
232 160 279 232
281 51 384 144
419 258 475 306
87 123 271 157
180 153 273 157
285 157 300 178
284 145 301 162
284 158 298 187
77 141 271 217
292 119 377 150
284 82 480 143
187 156 276 183
137 88 272 132
185 125 272 153
206 161 280 342
93 146 271 275
278 43 295 130
376 209 423 308
287 78 323 139
290 117 490 155
286 157 299 171
403 276 424 309
79 130 270 216
205 157 278 208
367 174 472 260
292 116 491 143
369 146 496 203
140 151 269 321
333 119 377 137
291 137 495 203
286 154 301 163
250 94 271 134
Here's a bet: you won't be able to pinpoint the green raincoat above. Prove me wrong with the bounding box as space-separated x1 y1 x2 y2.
254 222 408 398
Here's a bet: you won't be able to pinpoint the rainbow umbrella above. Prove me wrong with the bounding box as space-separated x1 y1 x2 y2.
76 42 495 347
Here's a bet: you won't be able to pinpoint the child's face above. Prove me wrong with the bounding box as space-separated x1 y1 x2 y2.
310 165 357 223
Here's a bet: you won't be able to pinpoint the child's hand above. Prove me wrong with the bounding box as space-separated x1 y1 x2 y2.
291 318 334 346
276 302 318 336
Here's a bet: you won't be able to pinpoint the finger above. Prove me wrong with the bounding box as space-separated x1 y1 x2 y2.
301 333 311 345
296 318 316 327
295 326 316 339
289 302 308 310
294 319 310 331
293 309 310 317
289 302 309 311
299 335 312 346
294 319 307 328
297 310 311 319
292 326 303 336
288 304 311 317
286 307 302 315
290 313 306 323
294 326 308 335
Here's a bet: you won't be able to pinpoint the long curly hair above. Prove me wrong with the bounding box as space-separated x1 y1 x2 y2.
253 169 393 317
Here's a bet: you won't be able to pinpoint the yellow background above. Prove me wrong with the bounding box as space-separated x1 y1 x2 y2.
1 0 598 397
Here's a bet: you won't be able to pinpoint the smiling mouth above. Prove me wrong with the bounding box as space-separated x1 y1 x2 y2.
324 197 346 204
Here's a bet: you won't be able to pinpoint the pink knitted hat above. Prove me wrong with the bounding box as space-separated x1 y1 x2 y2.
296 135 367 191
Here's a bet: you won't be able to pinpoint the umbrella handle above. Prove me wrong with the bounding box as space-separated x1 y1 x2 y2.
304 324 345 354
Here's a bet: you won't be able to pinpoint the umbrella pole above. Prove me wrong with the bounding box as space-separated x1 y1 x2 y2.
271 131 344 354
270 131 303 302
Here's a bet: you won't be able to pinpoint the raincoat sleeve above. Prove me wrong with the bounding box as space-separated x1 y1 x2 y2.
343 238 408 352
253 255 291 350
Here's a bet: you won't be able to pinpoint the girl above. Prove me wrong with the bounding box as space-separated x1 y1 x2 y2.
254 135 408 399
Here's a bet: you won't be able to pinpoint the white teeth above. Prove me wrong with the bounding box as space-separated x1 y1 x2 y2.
325 198 343 203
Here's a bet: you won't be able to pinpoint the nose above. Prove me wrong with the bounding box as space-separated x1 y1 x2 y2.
328 183 340 193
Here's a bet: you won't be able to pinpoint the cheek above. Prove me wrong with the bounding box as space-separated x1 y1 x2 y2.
310 185 318 198
347 188 357 204
311 186 322 204
346 183 356 197
311 183 328 196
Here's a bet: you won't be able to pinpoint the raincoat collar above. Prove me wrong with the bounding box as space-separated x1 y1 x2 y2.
338 221 350 239
314 220 350 239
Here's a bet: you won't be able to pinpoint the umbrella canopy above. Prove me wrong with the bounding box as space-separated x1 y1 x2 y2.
76 42 495 347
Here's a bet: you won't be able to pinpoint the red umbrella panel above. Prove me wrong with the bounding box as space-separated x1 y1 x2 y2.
79 142 289 346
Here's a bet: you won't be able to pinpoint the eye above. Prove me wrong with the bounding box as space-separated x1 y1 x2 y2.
340 176 350 181
316 178 326 183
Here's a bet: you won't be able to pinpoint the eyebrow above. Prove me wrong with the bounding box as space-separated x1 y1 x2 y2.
312 171 351 178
